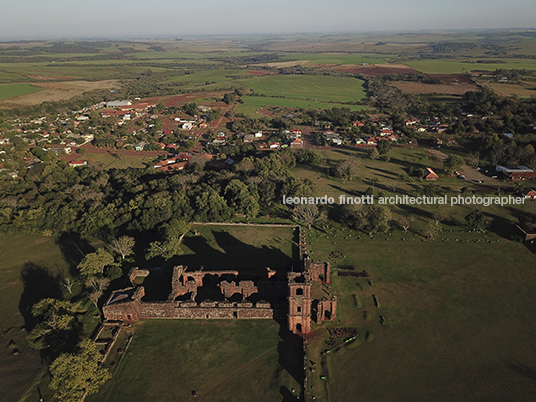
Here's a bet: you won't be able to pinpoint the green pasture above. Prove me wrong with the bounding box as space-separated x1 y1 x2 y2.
279 52 391 65
0 70 26 83
0 83 43 100
0 62 170 81
237 95 365 116
238 75 366 103
406 58 536 74
304 229 536 401
165 68 248 86
89 320 302 402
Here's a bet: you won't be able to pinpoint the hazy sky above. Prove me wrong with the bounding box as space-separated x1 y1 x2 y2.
1 0 535 40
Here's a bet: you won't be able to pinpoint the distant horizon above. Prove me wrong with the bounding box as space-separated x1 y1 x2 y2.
1 0 535 41
1 27 535 43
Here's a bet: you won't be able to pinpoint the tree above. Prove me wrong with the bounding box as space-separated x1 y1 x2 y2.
397 215 416 233
465 210 489 232
443 154 465 175
223 93 237 104
377 140 391 155
26 299 76 353
424 220 439 240
292 204 327 229
224 179 260 218
110 235 135 260
77 248 115 278
49 339 111 402
334 158 360 181
369 147 380 160
89 290 103 308
63 277 76 295
145 236 183 260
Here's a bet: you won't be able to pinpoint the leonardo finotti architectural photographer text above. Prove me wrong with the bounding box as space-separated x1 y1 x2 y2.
282 194 525 207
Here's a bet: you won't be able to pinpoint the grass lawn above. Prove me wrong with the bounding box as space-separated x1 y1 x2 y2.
89 320 303 402
238 75 366 103
0 234 70 402
304 230 536 401
173 224 298 270
0 83 43 100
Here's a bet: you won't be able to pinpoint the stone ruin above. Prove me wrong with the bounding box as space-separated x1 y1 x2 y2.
103 256 336 336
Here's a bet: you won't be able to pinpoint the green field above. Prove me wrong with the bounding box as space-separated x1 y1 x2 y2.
238 75 366 103
237 95 365 116
0 83 43 100
406 59 536 74
165 68 248 86
304 231 536 401
280 52 391 65
89 320 302 402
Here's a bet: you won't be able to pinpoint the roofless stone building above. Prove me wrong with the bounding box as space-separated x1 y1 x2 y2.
103 256 336 335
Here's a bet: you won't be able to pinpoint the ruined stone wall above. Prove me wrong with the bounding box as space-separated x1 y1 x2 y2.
219 280 258 299
316 297 337 324
128 268 150 284
104 297 274 321
306 259 331 284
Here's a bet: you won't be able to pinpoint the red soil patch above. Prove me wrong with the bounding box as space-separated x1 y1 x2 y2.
257 107 275 117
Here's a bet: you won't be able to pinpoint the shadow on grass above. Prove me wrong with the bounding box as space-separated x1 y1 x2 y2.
18 262 63 332
505 359 536 382
55 232 95 277
280 386 299 402
173 229 297 270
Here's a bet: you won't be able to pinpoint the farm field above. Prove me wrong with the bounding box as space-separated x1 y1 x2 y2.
165 68 248 86
485 81 536 98
0 83 43 100
238 75 366 103
406 59 536 74
304 231 536 401
88 320 303 402
278 52 392 65
388 80 479 95
237 95 365 116
0 80 120 106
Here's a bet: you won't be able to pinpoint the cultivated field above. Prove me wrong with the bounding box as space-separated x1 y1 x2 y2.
0 80 120 106
238 75 366 103
0 83 44 101
406 59 536 74
237 95 364 117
